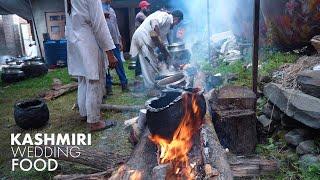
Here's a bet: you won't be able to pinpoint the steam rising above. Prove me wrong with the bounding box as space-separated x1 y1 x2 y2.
169 0 254 61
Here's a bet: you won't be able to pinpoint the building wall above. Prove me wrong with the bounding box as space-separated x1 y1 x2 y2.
31 0 65 57
0 15 23 56
30 0 168 54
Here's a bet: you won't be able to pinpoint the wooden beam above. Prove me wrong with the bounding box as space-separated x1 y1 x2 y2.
100 104 144 112
252 0 260 94
229 156 279 177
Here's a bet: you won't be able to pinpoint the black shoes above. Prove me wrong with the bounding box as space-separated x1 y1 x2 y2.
122 84 130 92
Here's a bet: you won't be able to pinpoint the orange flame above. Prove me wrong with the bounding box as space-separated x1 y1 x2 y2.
150 92 204 179
130 171 142 180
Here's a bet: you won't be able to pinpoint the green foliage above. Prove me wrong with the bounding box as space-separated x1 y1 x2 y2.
200 59 252 87
260 52 298 76
301 163 320 180
257 136 320 180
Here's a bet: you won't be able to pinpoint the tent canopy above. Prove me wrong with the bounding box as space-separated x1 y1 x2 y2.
0 0 32 20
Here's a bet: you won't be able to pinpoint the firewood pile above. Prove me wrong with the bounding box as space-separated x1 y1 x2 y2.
53 86 279 180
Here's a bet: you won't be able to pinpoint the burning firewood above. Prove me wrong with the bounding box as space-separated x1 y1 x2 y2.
149 91 206 179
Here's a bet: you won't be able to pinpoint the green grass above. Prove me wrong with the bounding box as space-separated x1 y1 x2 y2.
200 59 252 87
0 62 139 179
198 51 299 88
260 52 298 76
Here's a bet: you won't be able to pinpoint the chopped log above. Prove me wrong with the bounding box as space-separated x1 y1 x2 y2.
40 82 78 101
54 169 114 180
100 104 144 112
213 86 257 111
36 146 127 171
109 129 158 180
209 87 258 155
228 156 279 177
200 119 233 180
213 109 258 155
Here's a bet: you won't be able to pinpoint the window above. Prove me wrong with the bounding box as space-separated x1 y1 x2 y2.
50 15 60 21
61 15 66 20
51 26 60 34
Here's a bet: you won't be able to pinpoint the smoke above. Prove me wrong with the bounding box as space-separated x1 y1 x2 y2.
168 0 254 61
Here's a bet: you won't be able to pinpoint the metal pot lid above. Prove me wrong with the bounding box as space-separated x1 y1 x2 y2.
167 42 185 47
3 69 24 74
157 72 186 88
167 42 186 51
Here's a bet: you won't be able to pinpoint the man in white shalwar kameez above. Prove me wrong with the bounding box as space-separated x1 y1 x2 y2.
65 0 118 131
130 10 184 89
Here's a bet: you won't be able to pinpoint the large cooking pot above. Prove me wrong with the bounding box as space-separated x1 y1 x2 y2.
146 88 206 140
14 99 49 129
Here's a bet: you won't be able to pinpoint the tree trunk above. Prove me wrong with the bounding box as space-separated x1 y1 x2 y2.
209 86 258 155
100 104 144 112
36 146 128 171
54 169 114 180
109 129 158 180
200 117 234 180
228 156 279 177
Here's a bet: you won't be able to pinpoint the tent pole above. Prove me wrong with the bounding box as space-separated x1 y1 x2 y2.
252 0 260 94
207 0 211 61
28 0 43 58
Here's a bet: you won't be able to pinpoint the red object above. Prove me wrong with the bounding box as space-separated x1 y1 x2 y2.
139 1 150 9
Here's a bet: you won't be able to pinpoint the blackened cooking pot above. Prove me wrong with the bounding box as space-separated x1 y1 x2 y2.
146 88 206 140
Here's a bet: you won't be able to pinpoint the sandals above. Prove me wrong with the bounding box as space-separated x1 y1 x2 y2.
90 120 117 132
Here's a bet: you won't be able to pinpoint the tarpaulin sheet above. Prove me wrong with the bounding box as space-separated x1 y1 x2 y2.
0 0 32 20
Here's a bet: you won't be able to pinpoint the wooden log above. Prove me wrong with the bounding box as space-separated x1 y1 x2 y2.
214 86 257 110
100 104 144 112
109 129 158 180
200 119 234 180
54 169 114 180
228 156 279 177
213 109 258 155
209 87 258 155
40 82 78 101
36 146 128 171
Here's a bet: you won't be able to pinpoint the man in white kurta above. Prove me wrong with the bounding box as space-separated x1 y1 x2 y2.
65 0 118 131
130 10 184 89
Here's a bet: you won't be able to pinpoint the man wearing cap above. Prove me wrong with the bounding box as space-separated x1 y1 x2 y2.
130 10 184 89
135 1 151 29
134 1 151 77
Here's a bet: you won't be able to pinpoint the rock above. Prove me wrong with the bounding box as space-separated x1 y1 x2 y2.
225 73 238 83
258 115 272 127
313 64 320 71
262 103 282 122
297 70 320 98
259 75 272 84
284 129 311 146
264 83 320 129
311 35 320 53
281 115 309 129
299 154 320 170
296 140 319 155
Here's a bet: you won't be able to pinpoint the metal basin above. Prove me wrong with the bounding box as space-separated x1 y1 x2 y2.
156 72 186 88
167 42 186 52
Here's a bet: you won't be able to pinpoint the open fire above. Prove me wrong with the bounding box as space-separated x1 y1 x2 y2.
149 90 205 179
